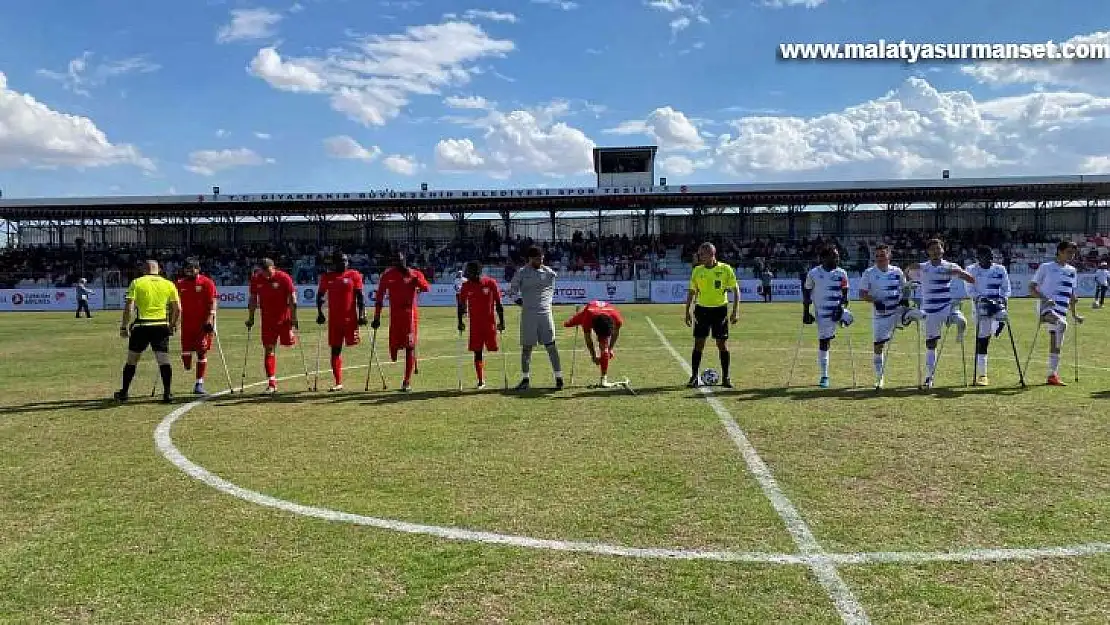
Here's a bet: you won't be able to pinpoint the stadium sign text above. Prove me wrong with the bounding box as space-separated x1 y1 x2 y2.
210 186 675 203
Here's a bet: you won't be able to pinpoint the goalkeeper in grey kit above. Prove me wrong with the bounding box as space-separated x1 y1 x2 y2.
508 246 564 390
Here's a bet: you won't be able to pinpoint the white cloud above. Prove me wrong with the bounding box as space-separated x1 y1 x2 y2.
185 148 273 176
435 103 594 177
216 128 228 138
249 21 513 126
531 0 577 9
323 135 382 161
0 72 153 170
961 31 1110 92
761 0 827 7
383 154 419 175
658 154 712 176
36 52 159 97
254 131 271 139
217 8 284 43
444 94 493 109
604 106 705 151
458 9 517 22
648 0 693 11
646 0 708 31
1080 156 1110 173
670 17 691 36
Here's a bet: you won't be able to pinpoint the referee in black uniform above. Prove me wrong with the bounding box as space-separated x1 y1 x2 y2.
115 260 181 403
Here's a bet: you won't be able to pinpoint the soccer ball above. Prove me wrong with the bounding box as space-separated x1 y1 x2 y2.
700 368 720 386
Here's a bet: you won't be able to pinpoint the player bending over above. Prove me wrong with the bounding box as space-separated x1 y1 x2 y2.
457 261 505 389
802 246 852 388
918 239 975 389
316 252 367 392
115 260 181 403
685 242 739 388
246 258 299 394
508 246 564 391
1029 240 1084 386
175 258 219 395
564 300 624 387
966 246 1011 386
858 244 921 389
372 251 430 392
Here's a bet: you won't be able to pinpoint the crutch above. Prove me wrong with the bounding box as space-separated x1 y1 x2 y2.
363 327 387 391
785 322 806 387
312 328 323 392
1022 301 1047 376
915 318 923 388
239 326 253 393
212 327 236 393
499 328 509 390
1073 311 1080 384
568 305 582 386
971 305 980 384
845 326 858 388
295 327 312 391
455 331 464 391
1004 321 1026 388
960 323 969 388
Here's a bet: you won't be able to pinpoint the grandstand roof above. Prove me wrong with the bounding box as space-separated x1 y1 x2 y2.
3 174 1110 221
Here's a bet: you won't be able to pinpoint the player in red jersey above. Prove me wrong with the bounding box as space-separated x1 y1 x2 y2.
316 252 367 391
456 261 506 389
564 300 624 387
371 251 430 392
246 258 299 394
175 258 219 395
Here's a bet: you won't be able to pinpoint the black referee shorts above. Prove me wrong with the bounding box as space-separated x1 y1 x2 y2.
128 324 171 354
693 305 729 340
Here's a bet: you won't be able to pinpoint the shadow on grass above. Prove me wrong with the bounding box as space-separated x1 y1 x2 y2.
711 383 1028 402
0 396 148 415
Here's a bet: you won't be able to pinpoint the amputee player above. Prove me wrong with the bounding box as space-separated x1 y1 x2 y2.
684 242 739 388
1029 240 1085 386
802 246 853 388
456 261 506 389
246 258 299 394
918 239 975 389
965 246 1012 386
563 300 624 387
316 252 367 392
115 260 181 403
372 251 430 392
508 246 565 391
857 244 922 389
1094 261 1109 309
175 258 219 395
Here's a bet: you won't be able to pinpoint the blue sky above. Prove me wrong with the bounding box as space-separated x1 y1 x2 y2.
1 0 1110 198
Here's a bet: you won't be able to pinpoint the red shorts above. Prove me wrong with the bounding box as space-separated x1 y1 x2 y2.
261 318 297 347
469 325 499 352
180 322 212 353
388 322 417 361
328 320 361 347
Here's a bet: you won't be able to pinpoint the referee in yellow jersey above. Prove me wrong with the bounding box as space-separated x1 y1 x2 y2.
115 260 181 403
684 242 740 388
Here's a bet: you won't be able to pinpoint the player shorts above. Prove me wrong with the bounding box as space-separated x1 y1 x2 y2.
129 324 171 354
469 326 499 352
924 307 964 340
975 316 1000 339
389 321 417 361
873 312 901 344
816 316 838 341
692 305 729 340
327 320 360 348
180 322 213 353
1039 308 1068 339
261 318 296 347
520 311 556 346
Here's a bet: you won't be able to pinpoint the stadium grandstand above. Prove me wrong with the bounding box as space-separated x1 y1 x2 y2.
4 147 1110 306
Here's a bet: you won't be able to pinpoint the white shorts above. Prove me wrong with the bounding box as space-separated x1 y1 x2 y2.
976 316 1000 339
873 313 901 344
816 317 838 340
1039 310 1068 343
924 309 965 340
520 312 556 347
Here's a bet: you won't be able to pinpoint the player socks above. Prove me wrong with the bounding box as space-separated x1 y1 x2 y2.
264 353 277 383
521 346 533 378
691 349 703 374
873 353 884 377
196 357 207 382
976 354 987 374
925 349 937 376
1048 353 1060 375
545 344 563 378
182 353 193 370
475 359 485 383
121 364 137 394
817 350 830 377
331 354 342 385
159 364 173 394
404 349 416 383
720 350 730 379
599 350 610 375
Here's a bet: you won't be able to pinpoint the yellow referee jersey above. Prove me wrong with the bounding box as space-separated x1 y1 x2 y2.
688 262 737 308
126 275 180 325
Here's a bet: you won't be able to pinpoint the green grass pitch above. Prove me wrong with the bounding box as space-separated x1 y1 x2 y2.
2 302 1108 623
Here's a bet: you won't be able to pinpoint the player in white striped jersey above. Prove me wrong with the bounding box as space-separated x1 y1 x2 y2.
857 244 923 389
965 246 1011 386
1094 262 1108 309
1029 240 1085 386
802 246 852 388
918 239 975 388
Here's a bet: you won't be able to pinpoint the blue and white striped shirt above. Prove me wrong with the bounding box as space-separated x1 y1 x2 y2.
1031 261 1076 316
858 265 906 318
804 266 849 319
917 260 961 315
967 263 1011 301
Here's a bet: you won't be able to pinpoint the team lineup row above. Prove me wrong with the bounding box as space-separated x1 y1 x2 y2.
108 239 1090 403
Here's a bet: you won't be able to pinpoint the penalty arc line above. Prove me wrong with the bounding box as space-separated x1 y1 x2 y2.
645 316 871 625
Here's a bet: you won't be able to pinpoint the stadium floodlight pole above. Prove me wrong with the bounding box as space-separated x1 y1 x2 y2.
212 326 236 394
1005 322 1026 388
786 322 805 387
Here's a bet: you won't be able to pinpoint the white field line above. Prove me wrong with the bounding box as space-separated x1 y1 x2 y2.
152 351 1110 574
645 316 870 625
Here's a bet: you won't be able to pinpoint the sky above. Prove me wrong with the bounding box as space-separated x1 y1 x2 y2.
2 0 1110 199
